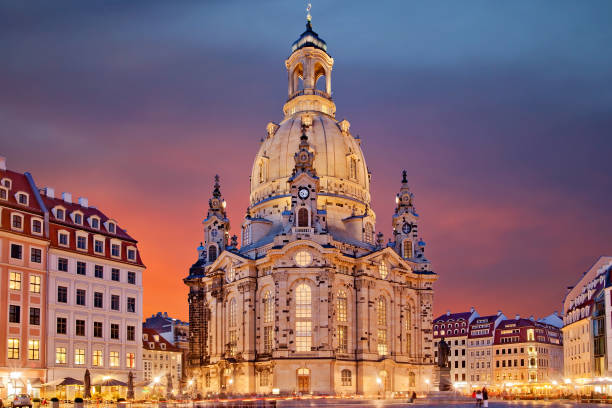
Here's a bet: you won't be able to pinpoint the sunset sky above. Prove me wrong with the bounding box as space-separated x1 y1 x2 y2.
2 0 612 321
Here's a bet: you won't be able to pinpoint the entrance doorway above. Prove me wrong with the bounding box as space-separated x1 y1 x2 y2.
297 368 310 393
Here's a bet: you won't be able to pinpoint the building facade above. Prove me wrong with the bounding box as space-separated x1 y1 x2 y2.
433 309 479 388
185 17 437 397
0 158 48 398
467 312 506 389
0 156 145 397
144 313 189 383
563 257 612 382
142 328 182 394
492 316 563 387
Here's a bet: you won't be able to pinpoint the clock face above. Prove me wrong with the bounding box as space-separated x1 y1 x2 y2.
402 223 412 234
298 187 310 199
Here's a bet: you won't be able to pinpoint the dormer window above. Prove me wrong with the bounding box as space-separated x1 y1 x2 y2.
154 335 159 342
11 213 23 230
90 217 100 229
58 232 69 246
111 243 120 257
17 193 28 206
2 178 11 189
55 208 65 221
32 219 42 234
127 248 136 261
108 222 116 234
0 187 8 200
73 213 83 225
149 342 154 349
160 343 166 350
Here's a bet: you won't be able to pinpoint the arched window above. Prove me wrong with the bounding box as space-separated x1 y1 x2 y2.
364 223 374 244
297 208 309 227
350 158 357 180
341 369 352 386
337 290 348 353
377 297 388 356
403 240 412 259
208 245 217 262
295 283 312 352
379 262 388 279
229 298 236 327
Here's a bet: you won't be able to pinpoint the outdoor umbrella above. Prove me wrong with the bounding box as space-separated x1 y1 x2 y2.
127 372 134 400
84 370 91 399
166 373 173 399
44 377 84 387
95 378 127 387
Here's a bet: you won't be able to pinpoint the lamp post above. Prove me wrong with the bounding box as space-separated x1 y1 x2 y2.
425 378 430 394
153 376 161 399
376 377 382 399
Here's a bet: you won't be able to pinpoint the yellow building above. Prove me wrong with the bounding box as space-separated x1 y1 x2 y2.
184 16 437 397
142 329 182 396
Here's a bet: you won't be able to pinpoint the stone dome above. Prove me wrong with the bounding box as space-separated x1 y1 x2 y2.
250 112 370 207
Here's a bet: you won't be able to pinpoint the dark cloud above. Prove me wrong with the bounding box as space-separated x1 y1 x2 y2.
1 0 611 319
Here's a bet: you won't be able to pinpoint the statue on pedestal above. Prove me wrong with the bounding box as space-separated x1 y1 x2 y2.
435 337 452 391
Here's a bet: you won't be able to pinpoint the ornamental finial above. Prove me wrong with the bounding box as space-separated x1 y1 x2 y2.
402 170 408 184
306 3 312 22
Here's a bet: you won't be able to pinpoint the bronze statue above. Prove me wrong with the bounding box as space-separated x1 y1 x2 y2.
437 337 451 368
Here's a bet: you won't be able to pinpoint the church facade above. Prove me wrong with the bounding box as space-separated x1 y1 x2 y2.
184 18 437 396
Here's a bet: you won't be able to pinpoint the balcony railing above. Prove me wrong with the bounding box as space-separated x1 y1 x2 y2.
287 88 331 102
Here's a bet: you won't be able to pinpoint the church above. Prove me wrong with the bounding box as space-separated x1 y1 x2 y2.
184 15 437 397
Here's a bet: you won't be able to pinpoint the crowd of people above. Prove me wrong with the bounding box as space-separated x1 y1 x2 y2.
472 387 489 407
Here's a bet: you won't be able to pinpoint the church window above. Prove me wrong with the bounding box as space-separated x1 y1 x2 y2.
227 265 235 282
405 306 412 355
258 162 264 184
379 262 388 279
364 223 374 244
338 325 348 353
295 250 312 267
297 208 309 227
295 283 312 352
229 298 237 327
377 297 388 356
264 326 273 353
260 370 270 387
208 245 217 262
337 290 348 322
341 369 352 386
228 330 237 356
403 240 412 258
243 225 251 246
205 372 211 388
350 158 357 180
263 291 274 323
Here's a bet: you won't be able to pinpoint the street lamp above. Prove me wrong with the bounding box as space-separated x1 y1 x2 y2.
425 378 430 394
376 377 382 399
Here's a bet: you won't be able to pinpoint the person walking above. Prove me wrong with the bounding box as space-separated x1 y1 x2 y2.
475 389 483 407
482 387 489 408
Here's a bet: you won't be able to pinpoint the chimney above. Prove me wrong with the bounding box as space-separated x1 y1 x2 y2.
0 156 6 171
62 192 72 203
45 187 55 198
78 197 89 208
515 314 520 320
446 310 451 316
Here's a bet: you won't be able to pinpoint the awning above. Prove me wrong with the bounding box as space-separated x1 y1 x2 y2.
43 377 84 387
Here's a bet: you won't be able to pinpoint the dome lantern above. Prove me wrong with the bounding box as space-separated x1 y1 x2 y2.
284 12 335 118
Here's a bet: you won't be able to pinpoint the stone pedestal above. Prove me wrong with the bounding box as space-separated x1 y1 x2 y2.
434 366 451 391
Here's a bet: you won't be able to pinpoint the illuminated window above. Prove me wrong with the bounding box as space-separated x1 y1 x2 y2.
93 350 103 366
377 297 388 355
527 329 535 341
126 352 135 368
75 349 85 365
263 291 274 323
341 369 352 386
8 338 19 359
228 330 237 356
338 325 348 353
337 290 347 322
403 240 412 258
350 158 357 180
109 351 119 367
28 339 40 360
405 306 412 355
9 271 21 290
27 274 40 293
258 162 264 183
229 298 237 327
295 251 312 267
379 262 388 279
227 265 235 282
295 283 312 352
56 347 67 364
264 326 273 353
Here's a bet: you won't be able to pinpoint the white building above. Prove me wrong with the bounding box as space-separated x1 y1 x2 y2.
42 190 145 388
142 328 182 396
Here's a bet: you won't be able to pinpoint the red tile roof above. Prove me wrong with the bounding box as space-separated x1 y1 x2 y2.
142 328 181 352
